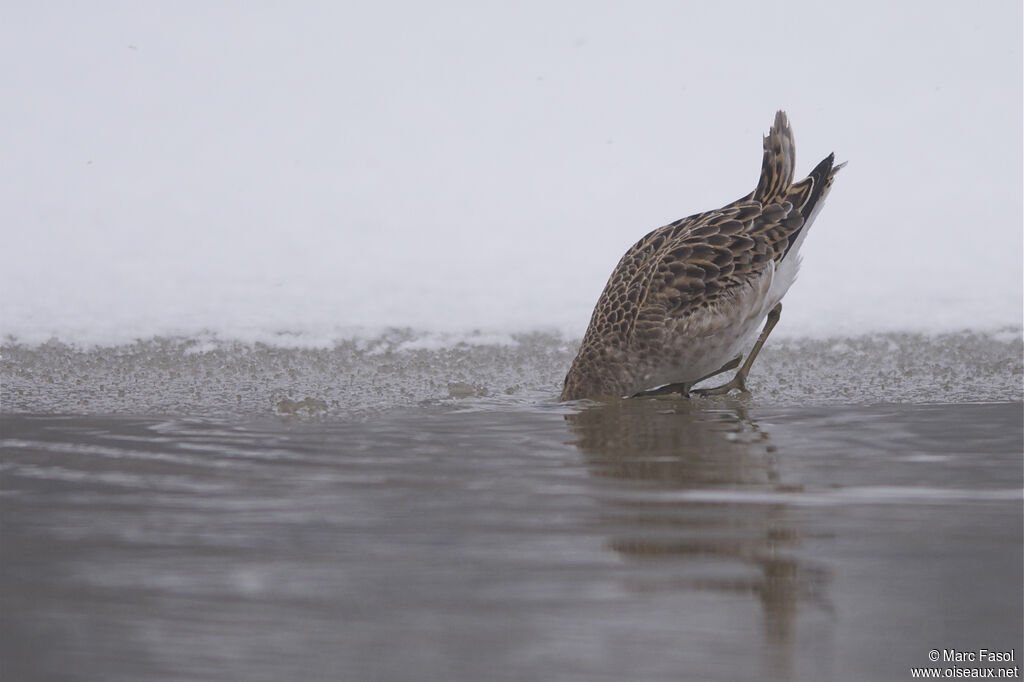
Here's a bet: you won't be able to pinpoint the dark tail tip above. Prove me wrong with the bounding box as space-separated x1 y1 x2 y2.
801 152 842 219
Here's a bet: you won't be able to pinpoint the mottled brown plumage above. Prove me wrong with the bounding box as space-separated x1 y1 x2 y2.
561 111 842 401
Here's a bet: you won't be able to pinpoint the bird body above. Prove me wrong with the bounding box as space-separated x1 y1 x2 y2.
561 111 842 401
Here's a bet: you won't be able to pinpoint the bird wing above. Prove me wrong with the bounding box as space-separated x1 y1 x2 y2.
623 200 805 349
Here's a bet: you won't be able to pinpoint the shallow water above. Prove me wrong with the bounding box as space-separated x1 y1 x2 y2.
1 399 1021 681
1 332 1022 681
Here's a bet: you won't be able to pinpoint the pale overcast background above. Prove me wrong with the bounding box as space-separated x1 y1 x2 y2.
2 1 1021 345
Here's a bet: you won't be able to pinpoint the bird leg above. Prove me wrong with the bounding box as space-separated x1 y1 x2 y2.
691 302 782 397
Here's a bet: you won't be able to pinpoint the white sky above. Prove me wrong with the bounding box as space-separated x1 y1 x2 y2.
2 1 1021 345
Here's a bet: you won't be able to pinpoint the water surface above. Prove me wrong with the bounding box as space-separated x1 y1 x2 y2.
2 396 1021 681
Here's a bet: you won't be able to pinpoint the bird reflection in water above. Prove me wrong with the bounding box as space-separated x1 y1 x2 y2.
565 397 831 679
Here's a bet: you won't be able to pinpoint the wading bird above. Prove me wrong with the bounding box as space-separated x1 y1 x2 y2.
561 111 843 401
